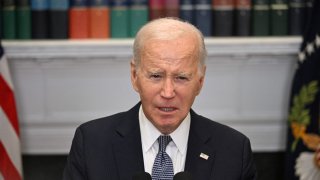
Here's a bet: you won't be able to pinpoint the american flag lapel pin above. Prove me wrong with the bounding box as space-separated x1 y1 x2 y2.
200 153 209 160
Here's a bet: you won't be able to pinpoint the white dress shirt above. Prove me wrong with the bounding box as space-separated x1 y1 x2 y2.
138 106 190 175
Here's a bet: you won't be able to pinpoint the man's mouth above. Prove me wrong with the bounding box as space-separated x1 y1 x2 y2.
159 107 176 112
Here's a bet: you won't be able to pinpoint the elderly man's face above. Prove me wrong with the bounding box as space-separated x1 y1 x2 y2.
131 36 205 134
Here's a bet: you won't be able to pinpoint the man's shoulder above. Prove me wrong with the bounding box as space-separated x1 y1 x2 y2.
191 111 249 141
78 103 140 132
80 111 127 130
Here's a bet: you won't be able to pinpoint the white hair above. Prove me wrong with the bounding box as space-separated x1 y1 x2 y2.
132 17 207 73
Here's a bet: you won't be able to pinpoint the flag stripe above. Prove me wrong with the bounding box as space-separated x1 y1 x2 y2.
0 108 22 176
0 55 14 90
0 142 22 180
0 46 23 180
0 172 4 180
0 75 20 137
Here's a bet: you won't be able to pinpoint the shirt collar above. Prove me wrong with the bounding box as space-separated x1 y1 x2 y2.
139 105 190 155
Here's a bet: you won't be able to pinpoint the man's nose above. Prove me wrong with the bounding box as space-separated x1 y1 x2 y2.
160 78 175 99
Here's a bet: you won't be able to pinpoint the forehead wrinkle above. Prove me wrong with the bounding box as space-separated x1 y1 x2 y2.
142 49 198 68
144 37 198 60
143 60 197 78
144 57 191 72
142 49 199 72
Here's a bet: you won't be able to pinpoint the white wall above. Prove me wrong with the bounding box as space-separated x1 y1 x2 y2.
3 37 301 154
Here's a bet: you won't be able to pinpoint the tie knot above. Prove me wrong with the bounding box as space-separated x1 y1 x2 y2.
158 135 172 152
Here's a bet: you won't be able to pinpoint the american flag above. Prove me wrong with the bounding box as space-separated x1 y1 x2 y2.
0 44 23 180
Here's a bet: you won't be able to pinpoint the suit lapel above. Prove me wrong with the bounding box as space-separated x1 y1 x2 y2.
112 103 145 179
184 110 216 179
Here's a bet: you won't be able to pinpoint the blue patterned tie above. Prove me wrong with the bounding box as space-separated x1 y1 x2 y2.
151 135 174 180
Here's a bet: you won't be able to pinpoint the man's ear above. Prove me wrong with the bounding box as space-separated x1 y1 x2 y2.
130 60 139 92
196 65 206 95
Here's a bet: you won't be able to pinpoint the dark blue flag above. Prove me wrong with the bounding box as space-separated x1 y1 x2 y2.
285 0 320 179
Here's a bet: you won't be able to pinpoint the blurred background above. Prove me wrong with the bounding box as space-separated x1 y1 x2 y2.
1 0 319 180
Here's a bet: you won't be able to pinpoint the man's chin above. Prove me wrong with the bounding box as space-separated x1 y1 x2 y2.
156 122 179 134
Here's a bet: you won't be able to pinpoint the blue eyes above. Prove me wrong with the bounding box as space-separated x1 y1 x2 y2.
149 74 189 82
177 76 188 80
150 74 162 79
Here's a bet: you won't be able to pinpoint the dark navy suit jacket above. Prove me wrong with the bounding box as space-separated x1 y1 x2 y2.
63 103 257 180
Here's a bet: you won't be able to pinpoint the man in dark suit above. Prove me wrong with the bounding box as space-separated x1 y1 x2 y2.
63 17 257 180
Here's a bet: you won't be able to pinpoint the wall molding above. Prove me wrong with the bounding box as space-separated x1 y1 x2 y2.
4 37 301 59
